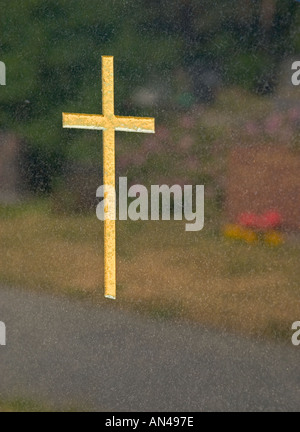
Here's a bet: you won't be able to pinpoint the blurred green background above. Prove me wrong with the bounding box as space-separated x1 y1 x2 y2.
0 0 299 192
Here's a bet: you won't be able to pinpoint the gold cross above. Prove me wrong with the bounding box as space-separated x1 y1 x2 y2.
63 56 155 299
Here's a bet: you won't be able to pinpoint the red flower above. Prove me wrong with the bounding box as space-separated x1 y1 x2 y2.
238 212 258 228
238 211 282 230
257 211 282 230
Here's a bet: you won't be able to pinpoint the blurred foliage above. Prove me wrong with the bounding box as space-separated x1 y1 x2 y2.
0 0 299 191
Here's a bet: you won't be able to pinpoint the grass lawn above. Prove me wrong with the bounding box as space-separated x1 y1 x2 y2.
1 200 299 341
0 397 84 412
0 400 43 413
0 398 55 412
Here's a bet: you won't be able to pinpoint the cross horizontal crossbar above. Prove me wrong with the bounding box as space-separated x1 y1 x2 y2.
63 113 155 134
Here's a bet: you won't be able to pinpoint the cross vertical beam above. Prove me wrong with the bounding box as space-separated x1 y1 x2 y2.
102 56 115 117
102 57 116 299
103 128 116 299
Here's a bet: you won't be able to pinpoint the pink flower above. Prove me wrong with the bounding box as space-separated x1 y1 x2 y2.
265 113 283 135
131 152 147 166
179 115 196 130
278 126 293 142
178 135 195 151
157 177 189 188
156 126 171 141
143 137 161 153
186 157 199 172
288 107 300 122
245 122 259 136
117 155 133 171
117 152 146 170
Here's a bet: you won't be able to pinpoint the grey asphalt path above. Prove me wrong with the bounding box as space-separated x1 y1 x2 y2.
0 285 300 412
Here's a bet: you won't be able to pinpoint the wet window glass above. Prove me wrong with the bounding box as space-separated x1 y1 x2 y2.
0 0 299 412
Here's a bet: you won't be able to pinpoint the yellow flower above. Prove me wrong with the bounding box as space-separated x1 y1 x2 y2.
223 225 258 244
264 231 284 247
223 224 244 240
242 229 258 244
